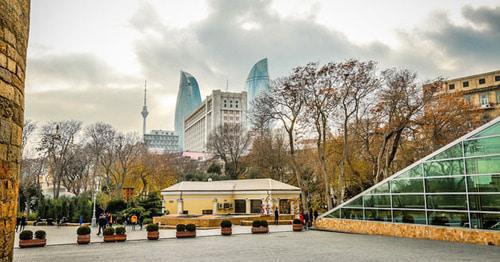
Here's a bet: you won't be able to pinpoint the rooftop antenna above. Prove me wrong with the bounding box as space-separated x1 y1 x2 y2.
141 80 149 138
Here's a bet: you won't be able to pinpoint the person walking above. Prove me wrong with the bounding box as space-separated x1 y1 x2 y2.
299 211 305 226
79 215 83 226
304 211 310 230
20 215 26 231
314 210 319 221
274 207 279 225
130 214 137 231
97 213 107 236
15 216 20 232
108 213 113 227
309 209 314 227
138 214 144 230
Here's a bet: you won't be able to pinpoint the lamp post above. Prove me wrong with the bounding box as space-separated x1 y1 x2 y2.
91 177 100 227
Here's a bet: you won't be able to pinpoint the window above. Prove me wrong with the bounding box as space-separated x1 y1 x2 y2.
495 75 500 82
496 91 500 104
463 81 469 88
479 78 486 85
250 200 262 213
448 84 455 90
480 93 489 106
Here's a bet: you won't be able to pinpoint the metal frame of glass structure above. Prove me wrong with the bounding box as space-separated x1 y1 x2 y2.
321 117 500 231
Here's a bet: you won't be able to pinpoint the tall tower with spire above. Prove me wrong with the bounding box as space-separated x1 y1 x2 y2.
141 80 149 137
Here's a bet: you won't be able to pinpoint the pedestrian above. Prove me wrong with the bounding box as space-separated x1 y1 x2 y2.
16 216 21 232
108 213 113 227
307 209 312 226
97 213 107 236
299 211 305 226
131 214 137 231
304 211 310 230
138 214 144 230
20 215 27 231
314 210 319 221
79 215 83 226
274 207 279 225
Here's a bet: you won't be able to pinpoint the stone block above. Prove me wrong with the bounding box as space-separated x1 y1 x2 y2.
3 28 16 47
6 59 15 73
0 81 14 101
0 119 11 144
0 53 6 68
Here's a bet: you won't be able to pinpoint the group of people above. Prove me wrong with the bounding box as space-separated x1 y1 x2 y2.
15 216 27 232
97 212 145 236
299 209 319 230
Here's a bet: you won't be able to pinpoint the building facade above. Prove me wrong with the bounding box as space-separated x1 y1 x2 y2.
322 117 500 231
144 130 179 153
245 58 270 114
174 71 202 151
184 90 247 153
161 179 301 215
424 70 500 122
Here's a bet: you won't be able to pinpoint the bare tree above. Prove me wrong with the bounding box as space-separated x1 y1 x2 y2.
207 123 251 179
85 122 116 188
335 60 379 203
38 121 82 198
111 132 141 195
62 145 92 195
253 74 309 210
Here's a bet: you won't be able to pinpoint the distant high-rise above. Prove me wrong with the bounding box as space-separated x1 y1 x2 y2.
141 80 149 137
245 58 270 113
174 71 202 150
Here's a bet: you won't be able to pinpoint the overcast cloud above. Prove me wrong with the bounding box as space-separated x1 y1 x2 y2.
25 0 500 133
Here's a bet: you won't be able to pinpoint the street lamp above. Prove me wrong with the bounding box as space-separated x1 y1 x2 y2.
91 176 100 227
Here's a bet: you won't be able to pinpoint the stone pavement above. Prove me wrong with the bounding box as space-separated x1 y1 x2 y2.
14 225 292 247
14 230 500 262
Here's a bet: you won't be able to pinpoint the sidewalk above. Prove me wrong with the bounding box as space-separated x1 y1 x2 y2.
14 225 292 247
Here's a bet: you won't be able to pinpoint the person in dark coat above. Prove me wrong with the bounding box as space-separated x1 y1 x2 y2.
138 214 144 230
274 207 279 225
314 210 319 221
97 213 107 236
16 216 21 232
304 211 310 230
20 216 27 231
309 209 314 227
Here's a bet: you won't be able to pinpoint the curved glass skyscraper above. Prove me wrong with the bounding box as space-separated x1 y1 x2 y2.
245 58 270 112
174 71 202 150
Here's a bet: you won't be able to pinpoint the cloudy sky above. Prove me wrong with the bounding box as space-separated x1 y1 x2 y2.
26 0 500 133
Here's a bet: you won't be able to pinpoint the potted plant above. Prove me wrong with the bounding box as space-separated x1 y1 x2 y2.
176 224 196 238
146 223 160 240
115 226 127 242
220 220 232 236
251 220 269 234
103 227 115 242
19 230 46 248
292 219 303 232
76 225 91 244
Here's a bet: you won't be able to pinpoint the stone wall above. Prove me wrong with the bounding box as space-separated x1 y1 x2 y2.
315 218 500 246
0 1 30 261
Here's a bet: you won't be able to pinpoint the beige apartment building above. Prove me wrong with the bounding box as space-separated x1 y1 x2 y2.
424 70 500 122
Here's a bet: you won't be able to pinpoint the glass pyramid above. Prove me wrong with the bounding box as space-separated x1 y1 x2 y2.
322 117 500 231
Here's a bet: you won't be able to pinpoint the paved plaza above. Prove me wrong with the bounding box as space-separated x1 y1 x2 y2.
14 230 500 262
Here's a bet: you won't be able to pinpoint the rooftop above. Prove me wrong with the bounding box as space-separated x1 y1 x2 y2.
161 178 301 193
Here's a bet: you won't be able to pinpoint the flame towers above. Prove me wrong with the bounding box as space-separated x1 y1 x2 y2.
175 71 202 150
245 58 270 112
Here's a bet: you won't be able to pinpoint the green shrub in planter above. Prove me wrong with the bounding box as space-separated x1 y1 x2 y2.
252 220 261 227
293 219 302 224
146 223 159 232
19 230 33 240
103 227 115 236
143 218 152 225
77 226 91 235
260 220 268 228
115 226 126 235
186 224 196 232
220 220 232 228
176 224 186 232
35 230 46 240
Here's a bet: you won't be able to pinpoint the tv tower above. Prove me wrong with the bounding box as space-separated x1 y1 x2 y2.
141 80 149 137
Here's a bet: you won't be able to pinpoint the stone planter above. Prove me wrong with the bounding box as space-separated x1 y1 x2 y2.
77 234 91 244
176 231 196 238
221 227 232 236
147 231 160 240
19 239 46 248
251 227 269 234
103 235 115 242
115 234 127 242
293 224 303 232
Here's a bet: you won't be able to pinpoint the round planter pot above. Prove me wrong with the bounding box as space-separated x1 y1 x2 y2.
251 227 269 234
176 231 196 238
147 231 160 240
103 235 115 242
293 224 303 232
115 234 127 242
221 227 232 236
19 239 46 248
77 234 91 244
